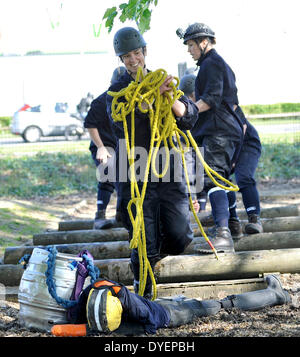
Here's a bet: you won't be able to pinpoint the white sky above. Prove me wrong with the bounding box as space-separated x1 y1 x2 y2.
0 0 300 106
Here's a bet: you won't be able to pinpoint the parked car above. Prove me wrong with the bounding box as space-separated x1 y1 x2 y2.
10 103 86 142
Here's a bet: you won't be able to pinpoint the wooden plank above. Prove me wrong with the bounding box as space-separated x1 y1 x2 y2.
2 278 267 302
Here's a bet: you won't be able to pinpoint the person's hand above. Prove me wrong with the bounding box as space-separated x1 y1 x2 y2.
192 199 200 213
96 146 111 164
159 75 174 95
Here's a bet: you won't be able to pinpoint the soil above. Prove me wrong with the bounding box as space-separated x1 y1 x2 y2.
1 178 300 339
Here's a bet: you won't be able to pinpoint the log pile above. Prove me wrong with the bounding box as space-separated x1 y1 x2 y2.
1 203 300 299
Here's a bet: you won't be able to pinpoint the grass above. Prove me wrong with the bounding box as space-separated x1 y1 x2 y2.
257 143 300 180
0 151 97 198
241 102 300 115
0 200 68 256
0 125 299 255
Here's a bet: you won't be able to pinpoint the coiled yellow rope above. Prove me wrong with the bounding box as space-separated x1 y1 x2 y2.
108 67 239 300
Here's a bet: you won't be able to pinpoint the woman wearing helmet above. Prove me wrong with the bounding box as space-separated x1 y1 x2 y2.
177 23 246 253
106 27 199 299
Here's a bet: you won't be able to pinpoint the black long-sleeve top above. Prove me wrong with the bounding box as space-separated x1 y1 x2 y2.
84 91 118 155
106 71 199 151
192 49 243 141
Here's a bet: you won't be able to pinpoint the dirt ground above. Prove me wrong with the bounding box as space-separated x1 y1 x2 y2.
1 178 300 338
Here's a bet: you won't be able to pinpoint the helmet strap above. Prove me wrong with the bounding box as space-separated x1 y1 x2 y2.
198 39 209 61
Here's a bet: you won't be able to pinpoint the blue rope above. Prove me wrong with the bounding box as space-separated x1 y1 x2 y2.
44 246 100 309
18 254 31 269
82 253 100 284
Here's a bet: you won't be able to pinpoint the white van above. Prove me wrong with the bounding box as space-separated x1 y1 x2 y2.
10 104 86 142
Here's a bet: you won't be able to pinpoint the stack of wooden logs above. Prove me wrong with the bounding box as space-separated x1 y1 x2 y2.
1 202 300 299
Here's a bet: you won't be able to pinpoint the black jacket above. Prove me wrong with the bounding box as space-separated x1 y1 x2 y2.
192 49 243 140
84 91 118 155
106 70 199 184
106 71 199 151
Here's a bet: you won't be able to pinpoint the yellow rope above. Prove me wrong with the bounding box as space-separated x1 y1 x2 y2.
108 67 239 300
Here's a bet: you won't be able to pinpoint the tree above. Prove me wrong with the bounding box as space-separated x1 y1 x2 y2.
103 0 158 34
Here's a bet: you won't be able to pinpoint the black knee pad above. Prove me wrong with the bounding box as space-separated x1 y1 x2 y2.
99 182 115 193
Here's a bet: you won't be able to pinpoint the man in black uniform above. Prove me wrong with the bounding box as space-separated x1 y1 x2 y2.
84 67 126 229
177 23 244 253
227 106 263 236
106 27 199 299
178 72 263 237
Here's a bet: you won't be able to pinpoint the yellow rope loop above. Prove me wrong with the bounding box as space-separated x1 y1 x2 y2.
108 67 239 299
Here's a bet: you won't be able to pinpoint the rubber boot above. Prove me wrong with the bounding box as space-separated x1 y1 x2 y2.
245 214 263 234
195 227 235 254
228 217 243 239
156 296 221 327
93 210 114 230
219 275 291 311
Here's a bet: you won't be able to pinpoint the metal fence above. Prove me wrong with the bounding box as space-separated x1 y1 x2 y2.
1 112 299 158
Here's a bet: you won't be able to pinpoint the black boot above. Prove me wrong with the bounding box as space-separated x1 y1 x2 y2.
219 275 291 311
245 214 263 234
228 217 243 239
109 210 124 228
200 214 215 227
93 210 114 230
156 296 221 327
195 226 235 254
130 255 159 300
133 279 153 300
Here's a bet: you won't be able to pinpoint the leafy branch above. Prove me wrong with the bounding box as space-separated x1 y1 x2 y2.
103 0 158 34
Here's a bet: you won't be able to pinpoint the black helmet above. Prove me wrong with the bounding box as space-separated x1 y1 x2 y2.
111 66 127 84
179 74 196 97
176 23 215 44
113 27 146 57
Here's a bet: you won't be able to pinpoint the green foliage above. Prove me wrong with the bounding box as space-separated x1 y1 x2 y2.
0 143 299 200
0 152 97 198
103 0 158 33
256 143 300 180
0 116 11 127
241 103 300 115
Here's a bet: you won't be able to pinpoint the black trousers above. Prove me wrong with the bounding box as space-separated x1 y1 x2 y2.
119 181 193 259
200 135 241 193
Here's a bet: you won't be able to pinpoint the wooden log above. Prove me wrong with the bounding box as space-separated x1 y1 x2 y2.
58 205 300 231
192 216 300 233
6 230 300 264
249 216 300 233
94 248 300 284
3 241 131 265
34 216 300 247
0 264 24 287
191 231 300 253
2 248 300 287
58 220 94 231
33 227 129 246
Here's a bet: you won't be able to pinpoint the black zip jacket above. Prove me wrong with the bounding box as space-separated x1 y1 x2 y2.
84 91 118 155
106 71 199 151
192 49 243 140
